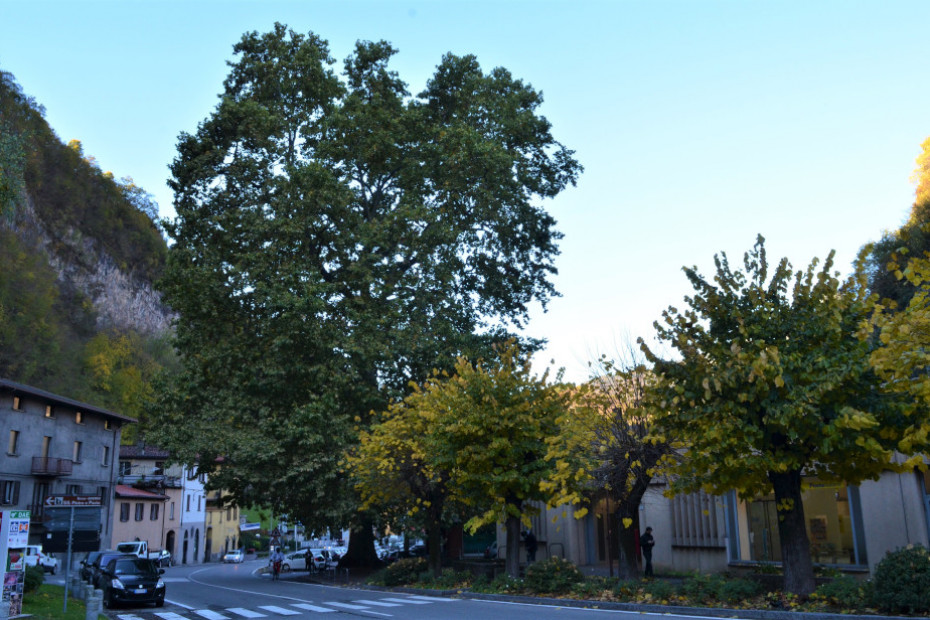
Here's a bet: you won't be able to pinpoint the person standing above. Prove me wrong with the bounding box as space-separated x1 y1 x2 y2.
639 526 655 577
524 530 538 563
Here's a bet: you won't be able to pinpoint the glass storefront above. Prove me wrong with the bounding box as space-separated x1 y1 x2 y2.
744 479 866 566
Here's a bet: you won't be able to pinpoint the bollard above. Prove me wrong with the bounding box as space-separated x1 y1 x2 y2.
86 590 102 620
83 582 93 602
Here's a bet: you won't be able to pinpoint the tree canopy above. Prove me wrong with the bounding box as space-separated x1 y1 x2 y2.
151 24 581 543
640 236 913 595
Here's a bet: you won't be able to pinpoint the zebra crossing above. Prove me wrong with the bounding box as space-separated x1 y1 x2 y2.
114 595 455 619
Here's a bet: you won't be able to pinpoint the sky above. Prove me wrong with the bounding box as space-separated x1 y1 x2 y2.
3 1 929 383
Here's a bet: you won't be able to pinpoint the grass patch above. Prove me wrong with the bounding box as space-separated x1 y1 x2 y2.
22 583 103 620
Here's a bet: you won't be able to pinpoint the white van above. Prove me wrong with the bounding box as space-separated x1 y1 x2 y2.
24 545 59 574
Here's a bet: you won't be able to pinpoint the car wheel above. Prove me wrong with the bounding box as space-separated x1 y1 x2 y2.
155 598 165 608
50 564 57 575
281 563 291 573
102 591 113 609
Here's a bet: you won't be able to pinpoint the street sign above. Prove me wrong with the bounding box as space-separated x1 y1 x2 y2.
44 495 102 507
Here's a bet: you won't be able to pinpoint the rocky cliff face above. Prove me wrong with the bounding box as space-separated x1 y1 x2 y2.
16 193 173 335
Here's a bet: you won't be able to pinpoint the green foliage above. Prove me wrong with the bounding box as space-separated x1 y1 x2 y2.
469 572 523 594
522 557 584 595
154 23 578 539
381 557 428 587
641 578 676 600
23 564 44 593
812 575 868 609
869 544 930 614
416 568 472 589
641 235 912 594
717 578 762 603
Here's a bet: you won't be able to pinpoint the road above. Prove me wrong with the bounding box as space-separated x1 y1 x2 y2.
51 559 755 620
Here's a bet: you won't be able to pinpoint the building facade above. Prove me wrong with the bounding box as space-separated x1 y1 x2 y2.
205 490 240 561
111 484 168 550
0 378 132 551
511 466 930 577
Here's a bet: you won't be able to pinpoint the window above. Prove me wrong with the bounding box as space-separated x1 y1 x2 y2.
73 441 83 463
150 504 159 520
119 461 132 476
12 396 22 410
154 461 165 475
104 419 112 431
66 484 81 495
197 496 202 511
227 507 232 520
120 502 130 522
135 503 144 521
670 490 726 549
99 486 108 506
1 481 20 505
102 446 110 466
45 405 54 418
170 502 175 520
187 494 191 511
7 430 19 455
41 436 51 459
75 411 83 424
31 483 49 513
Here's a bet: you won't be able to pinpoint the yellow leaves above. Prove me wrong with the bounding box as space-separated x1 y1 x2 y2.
774 375 785 388
622 517 633 528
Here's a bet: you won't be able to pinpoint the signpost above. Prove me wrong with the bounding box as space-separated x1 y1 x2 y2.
1 509 30 620
44 495 102 613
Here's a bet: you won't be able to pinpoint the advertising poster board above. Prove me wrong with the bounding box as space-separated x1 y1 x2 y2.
2 510 30 617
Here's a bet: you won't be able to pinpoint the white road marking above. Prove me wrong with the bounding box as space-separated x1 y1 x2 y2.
380 597 434 605
257 605 301 615
408 595 455 602
290 603 337 612
325 601 371 610
193 610 229 619
353 599 403 607
224 609 267 618
116 615 145 620
155 613 190 620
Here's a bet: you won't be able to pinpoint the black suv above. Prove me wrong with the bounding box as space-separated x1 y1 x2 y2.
97 557 166 608
88 551 134 587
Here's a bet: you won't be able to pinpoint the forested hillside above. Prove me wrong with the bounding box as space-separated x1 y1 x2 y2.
0 70 174 440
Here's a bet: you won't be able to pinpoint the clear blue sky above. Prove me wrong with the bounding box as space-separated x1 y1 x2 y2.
3 1 929 382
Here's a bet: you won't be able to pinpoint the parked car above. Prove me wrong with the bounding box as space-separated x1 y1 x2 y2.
24 546 58 574
223 549 244 563
98 557 166 609
281 550 306 572
80 551 106 582
91 552 136 589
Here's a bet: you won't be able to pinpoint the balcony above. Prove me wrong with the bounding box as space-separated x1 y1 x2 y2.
119 474 182 489
31 457 73 477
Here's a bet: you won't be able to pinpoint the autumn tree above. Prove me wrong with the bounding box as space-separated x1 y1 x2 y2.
398 342 566 578
347 383 455 577
640 236 911 596
549 354 675 579
151 24 580 562
869 256 930 455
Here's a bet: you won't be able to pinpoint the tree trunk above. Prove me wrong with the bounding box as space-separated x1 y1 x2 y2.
340 515 379 567
505 514 522 578
616 502 640 579
769 470 816 596
427 507 443 577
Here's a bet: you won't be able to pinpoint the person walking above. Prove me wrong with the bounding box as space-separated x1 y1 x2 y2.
639 526 655 577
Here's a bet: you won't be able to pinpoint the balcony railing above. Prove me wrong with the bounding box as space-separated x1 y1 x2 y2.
31 457 73 476
118 474 182 489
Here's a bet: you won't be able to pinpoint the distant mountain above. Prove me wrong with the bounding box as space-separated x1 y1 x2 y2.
0 69 173 408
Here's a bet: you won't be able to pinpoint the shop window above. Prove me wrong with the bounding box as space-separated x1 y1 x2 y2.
746 480 865 566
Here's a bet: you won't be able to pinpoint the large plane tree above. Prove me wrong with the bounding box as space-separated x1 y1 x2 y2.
149 24 580 561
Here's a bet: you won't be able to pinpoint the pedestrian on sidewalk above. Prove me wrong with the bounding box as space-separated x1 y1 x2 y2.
640 526 655 577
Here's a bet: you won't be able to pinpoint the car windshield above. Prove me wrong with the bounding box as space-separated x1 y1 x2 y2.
113 558 158 576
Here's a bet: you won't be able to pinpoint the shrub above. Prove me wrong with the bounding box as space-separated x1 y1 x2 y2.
571 576 610 598
680 573 725 602
382 557 428 587
523 557 585 595
418 568 471 589
870 544 930 614
642 578 676 600
611 579 640 600
717 578 762 603
471 572 522 594
23 565 44 593
813 575 868 609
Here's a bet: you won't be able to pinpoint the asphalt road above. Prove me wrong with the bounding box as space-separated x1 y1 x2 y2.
52 558 743 620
